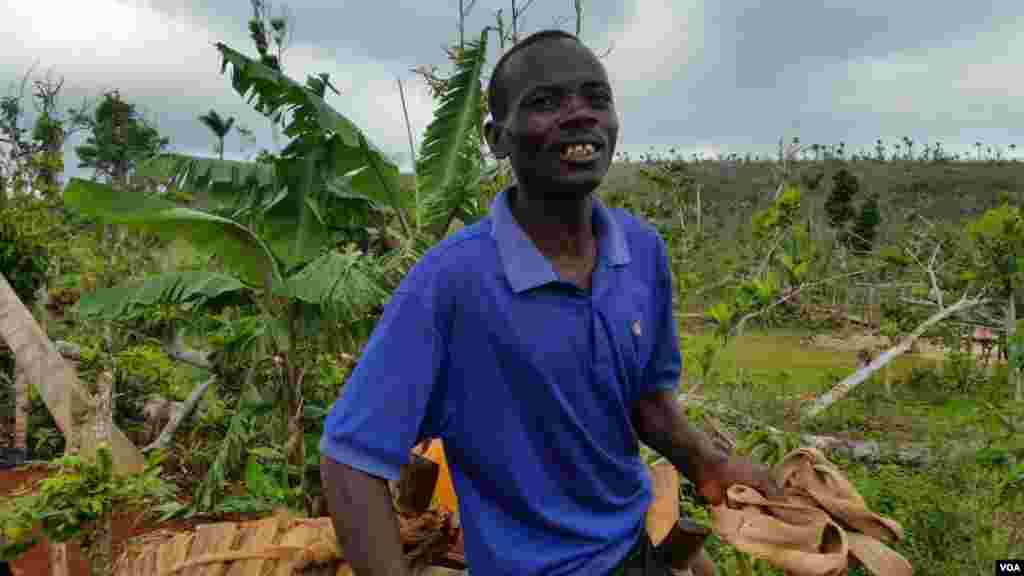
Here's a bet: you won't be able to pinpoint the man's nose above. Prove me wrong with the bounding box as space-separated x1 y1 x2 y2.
563 93 592 114
562 93 597 125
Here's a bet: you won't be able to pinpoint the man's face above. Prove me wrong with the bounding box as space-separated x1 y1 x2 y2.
486 38 619 199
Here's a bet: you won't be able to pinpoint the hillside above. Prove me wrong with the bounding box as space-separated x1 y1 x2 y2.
401 159 1024 244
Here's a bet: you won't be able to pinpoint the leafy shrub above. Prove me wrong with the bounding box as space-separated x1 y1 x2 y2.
939 351 988 395
825 168 860 236
0 447 177 561
850 192 881 253
0 205 50 305
116 343 188 400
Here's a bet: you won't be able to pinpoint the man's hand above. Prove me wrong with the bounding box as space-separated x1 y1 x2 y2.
696 454 783 506
632 391 785 507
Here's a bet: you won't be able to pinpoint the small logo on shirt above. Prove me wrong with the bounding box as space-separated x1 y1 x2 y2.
632 320 642 337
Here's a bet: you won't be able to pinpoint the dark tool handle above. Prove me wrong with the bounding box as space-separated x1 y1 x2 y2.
396 452 441 514
656 517 710 571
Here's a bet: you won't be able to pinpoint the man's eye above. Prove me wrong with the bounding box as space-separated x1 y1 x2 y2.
531 95 558 108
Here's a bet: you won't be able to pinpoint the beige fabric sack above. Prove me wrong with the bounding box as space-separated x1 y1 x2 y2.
710 448 913 576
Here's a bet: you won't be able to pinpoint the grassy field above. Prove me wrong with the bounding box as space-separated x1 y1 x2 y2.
674 327 1024 574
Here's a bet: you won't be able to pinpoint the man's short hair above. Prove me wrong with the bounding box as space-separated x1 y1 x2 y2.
486 29 586 124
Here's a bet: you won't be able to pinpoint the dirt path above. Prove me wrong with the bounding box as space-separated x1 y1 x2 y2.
806 330 1005 364
0 466 223 576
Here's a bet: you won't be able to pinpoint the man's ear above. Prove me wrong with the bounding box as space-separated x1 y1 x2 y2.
484 120 508 159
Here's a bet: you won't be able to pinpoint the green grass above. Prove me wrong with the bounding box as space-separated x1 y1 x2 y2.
673 327 1024 574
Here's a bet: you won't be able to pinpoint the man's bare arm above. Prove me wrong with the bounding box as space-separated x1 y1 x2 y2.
632 390 782 505
632 390 727 488
320 455 410 576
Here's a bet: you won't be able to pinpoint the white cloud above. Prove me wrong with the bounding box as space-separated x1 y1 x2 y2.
603 0 704 89
599 0 705 152
1 0 226 101
0 0 437 173
823 15 1024 124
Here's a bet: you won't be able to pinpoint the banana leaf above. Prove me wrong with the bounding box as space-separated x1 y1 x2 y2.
414 28 489 239
285 250 389 321
64 178 282 288
140 153 276 211
75 271 246 320
215 43 410 240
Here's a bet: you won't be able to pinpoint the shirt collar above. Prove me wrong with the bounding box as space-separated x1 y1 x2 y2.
489 185 632 293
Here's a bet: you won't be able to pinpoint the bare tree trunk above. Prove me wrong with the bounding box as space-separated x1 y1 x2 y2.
50 361 79 576
574 0 583 36
696 183 702 236
89 371 114 576
49 540 70 576
397 76 418 211
13 364 27 453
1009 294 1021 401
0 272 145 473
804 293 986 419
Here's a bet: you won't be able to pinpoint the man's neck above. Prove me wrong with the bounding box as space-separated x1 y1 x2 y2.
509 185 597 261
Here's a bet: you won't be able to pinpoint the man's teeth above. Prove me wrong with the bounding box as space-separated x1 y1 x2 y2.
562 143 597 159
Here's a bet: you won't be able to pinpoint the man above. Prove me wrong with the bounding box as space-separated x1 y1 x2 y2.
320 30 782 576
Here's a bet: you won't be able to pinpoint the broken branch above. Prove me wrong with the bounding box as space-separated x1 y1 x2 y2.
142 376 217 453
803 291 988 419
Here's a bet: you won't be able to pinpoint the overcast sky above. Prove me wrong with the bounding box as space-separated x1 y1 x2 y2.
2 0 1022 183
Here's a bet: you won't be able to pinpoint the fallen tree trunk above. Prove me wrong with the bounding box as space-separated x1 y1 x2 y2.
803 292 987 419
0 273 144 474
675 393 970 468
142 376 217 453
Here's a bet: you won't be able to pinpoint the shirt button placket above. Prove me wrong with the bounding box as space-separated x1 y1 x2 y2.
592 307 613 370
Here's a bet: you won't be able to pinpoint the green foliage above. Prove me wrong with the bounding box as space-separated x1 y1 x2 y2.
75 271 246 321
284 247 388 316
738 429 800 468
0 205 50 305
116 344 189 399
824 167 863 249
779 226 817 287
74 90 169 183
1001 461 1024 500
0 447 177 561
1008 332 1024 373
64 178 282 288
706 301 737 341
825 168 859 229
193 398 278 512
735 274 779 311
136 152 274 208
198 109 235 159
214 41 409 263
966 202 1024 295
938 350 988 395
752 185 801 241
850 192 881 252
246 0 289 72
415 28 490 237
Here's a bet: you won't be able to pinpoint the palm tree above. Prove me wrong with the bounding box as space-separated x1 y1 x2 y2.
198 109 235 160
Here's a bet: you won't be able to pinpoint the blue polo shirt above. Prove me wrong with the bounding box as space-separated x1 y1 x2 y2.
320 186 682 575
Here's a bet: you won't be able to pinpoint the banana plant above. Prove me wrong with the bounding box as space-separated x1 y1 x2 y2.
63 41 405 508
413 28 490 239
64 27 495 509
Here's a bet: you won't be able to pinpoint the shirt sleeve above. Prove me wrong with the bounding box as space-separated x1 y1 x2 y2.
639 233 682 397
319 286 447 481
